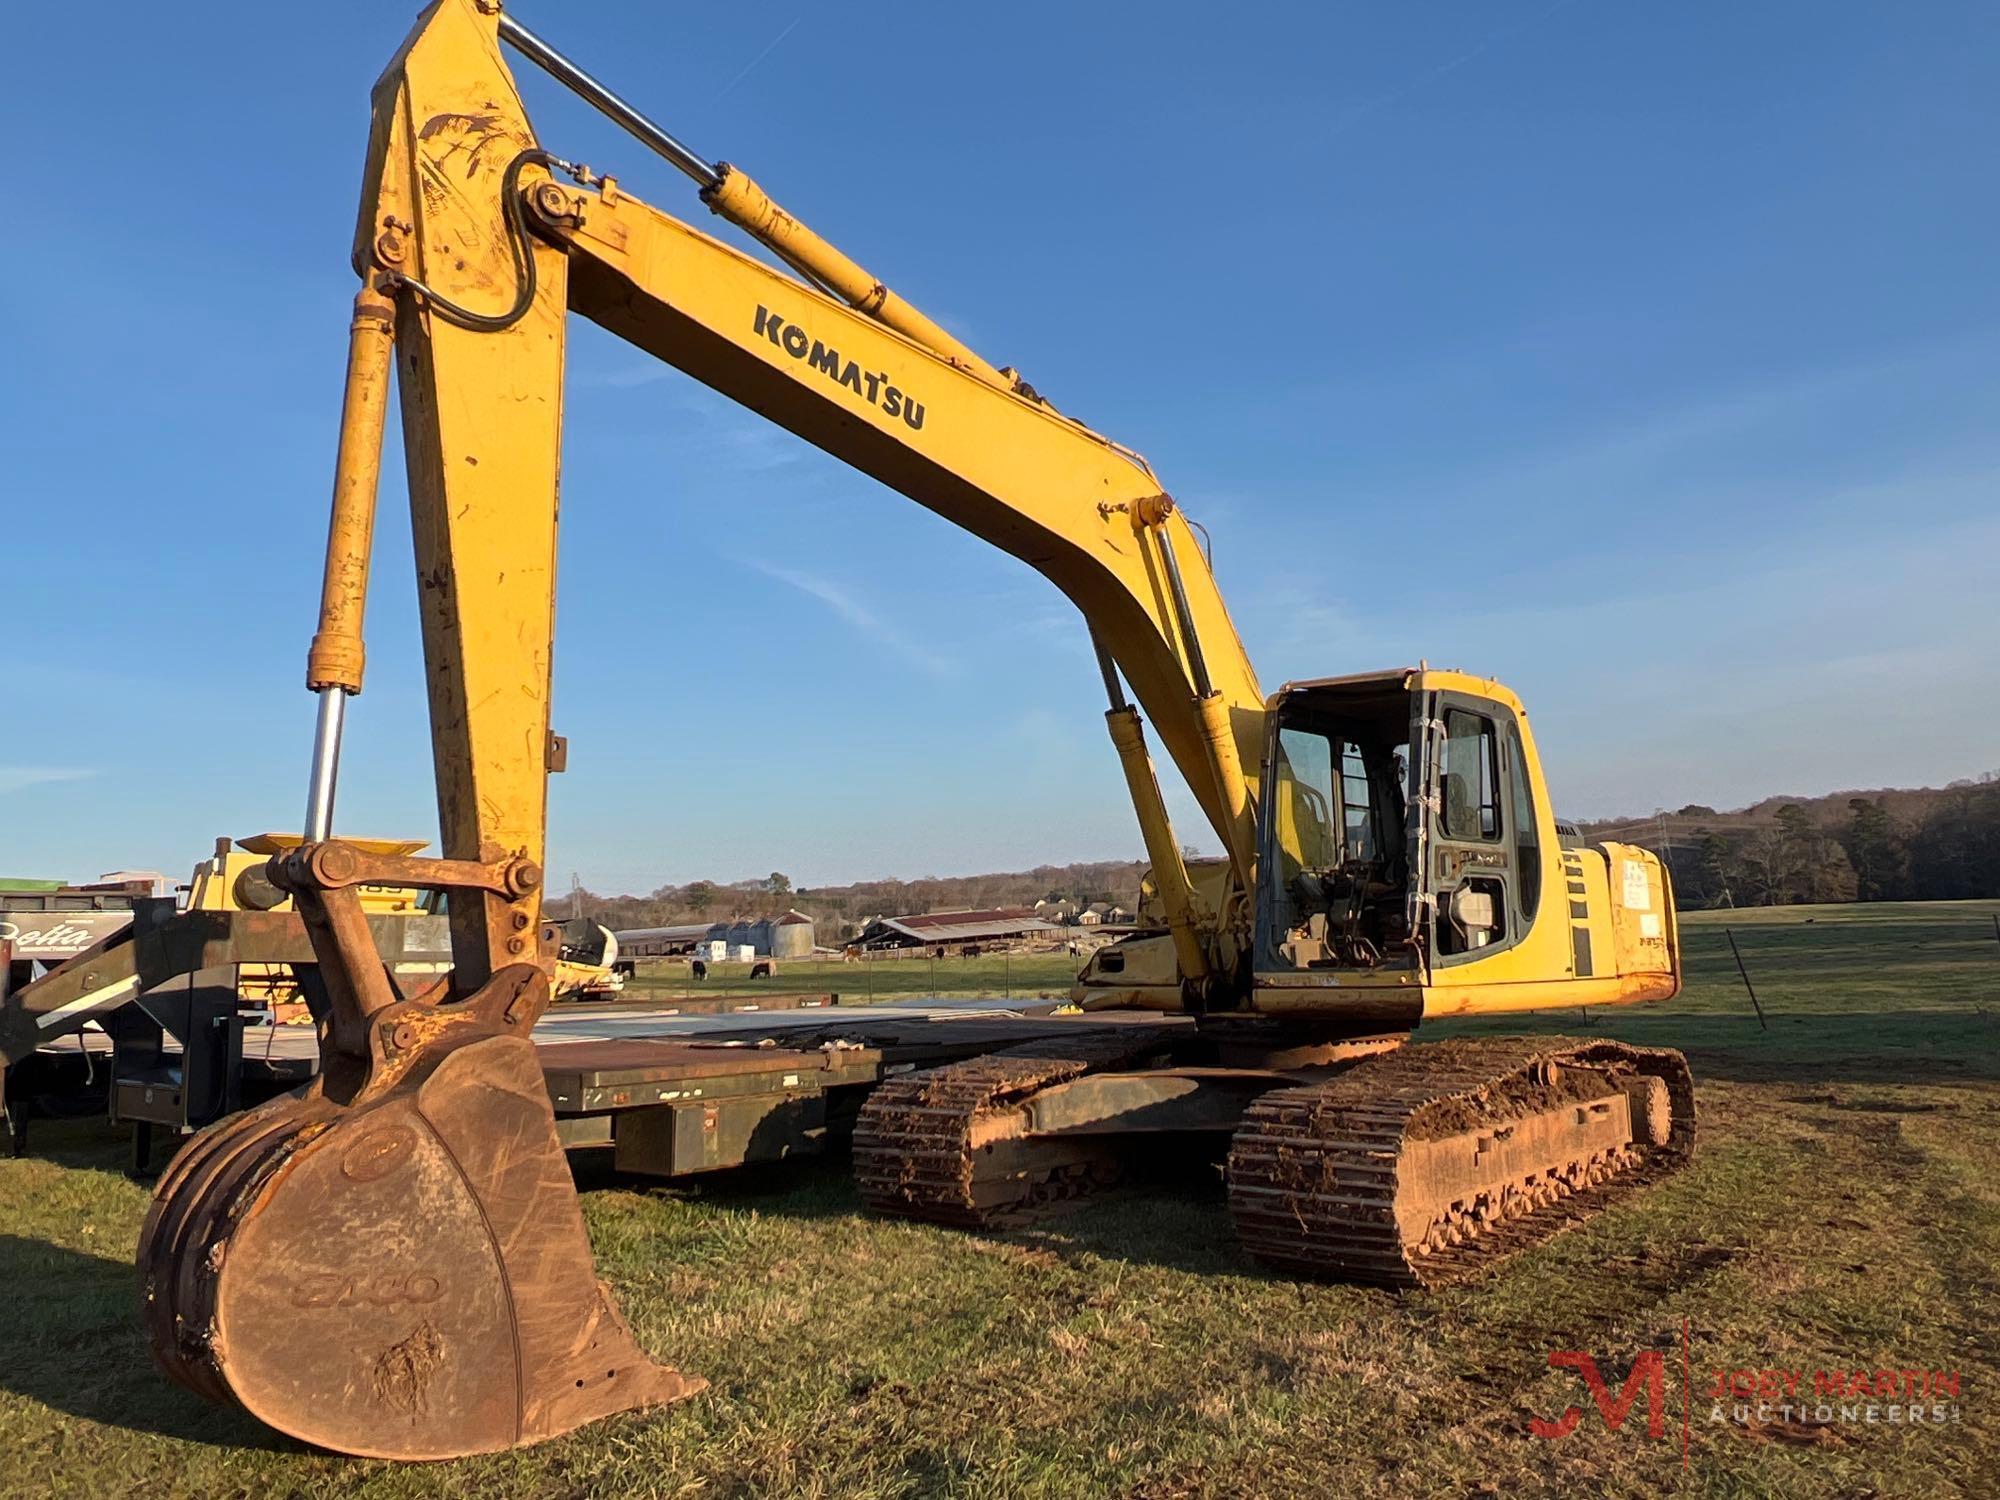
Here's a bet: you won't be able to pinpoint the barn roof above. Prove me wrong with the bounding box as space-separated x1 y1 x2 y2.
871 907 1059 943
612 923 714 943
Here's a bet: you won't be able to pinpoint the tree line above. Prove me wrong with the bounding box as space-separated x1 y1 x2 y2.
562 860 1151 937
563 775 2000 930
1595 775 2000 909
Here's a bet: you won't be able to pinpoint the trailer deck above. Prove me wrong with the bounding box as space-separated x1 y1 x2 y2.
18 998 1183 1178
538 1006 1179 1176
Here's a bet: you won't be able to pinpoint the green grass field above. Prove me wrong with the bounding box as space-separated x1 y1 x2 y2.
4 902 1997 1497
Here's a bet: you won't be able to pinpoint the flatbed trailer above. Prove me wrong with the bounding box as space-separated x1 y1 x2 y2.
236 1000 1174 1179
16 973 1175 1182
1 904 454 1159
224 990 855 1092
3 904 859 1162
536 1008 1182 1177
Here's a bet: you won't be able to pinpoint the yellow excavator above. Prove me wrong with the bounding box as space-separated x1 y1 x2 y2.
139 1 1694 1459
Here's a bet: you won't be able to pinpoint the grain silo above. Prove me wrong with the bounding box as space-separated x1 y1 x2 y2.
769 909 815 958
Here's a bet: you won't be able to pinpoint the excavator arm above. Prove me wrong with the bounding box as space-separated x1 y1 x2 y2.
559 180 1266 882
306 0 1265 1009
139 0 1265 1459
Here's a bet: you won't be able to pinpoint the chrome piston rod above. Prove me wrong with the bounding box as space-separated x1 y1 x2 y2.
1153 523 1214 699
498 13 720 190
302 687 347 843
1092 634 1129 713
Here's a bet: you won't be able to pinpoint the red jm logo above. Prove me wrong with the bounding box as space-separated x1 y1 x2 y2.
1531 1350 1668 1440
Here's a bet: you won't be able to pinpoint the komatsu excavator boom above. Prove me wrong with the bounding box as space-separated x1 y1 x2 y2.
140 2 1695 1459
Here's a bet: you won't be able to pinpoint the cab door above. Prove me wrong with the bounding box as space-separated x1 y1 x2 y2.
1410 690 1539 966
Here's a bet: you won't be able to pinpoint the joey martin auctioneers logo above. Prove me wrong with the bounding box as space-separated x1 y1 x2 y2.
1529 1321 1964 1467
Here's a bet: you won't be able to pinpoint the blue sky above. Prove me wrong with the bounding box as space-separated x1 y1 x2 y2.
4 1 1995 893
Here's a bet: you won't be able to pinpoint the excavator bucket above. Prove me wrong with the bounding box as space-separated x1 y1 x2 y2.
137 846 701 1458
139 1027 701 1458
126 0 702 1456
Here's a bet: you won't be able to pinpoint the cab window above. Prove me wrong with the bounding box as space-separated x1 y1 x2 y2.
1506 720 1541 919
1440 709 1501 841
1273 727 1338 873
1339 742 1377 859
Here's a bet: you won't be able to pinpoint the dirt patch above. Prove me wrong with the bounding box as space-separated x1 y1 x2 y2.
1831 1099 1942 1114
1736 1415 1846 1447
1408 1064 1618 1141
371 1320 444 1416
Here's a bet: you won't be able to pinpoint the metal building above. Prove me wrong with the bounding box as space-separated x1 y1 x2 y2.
614 909 815 960
849 907 1059 953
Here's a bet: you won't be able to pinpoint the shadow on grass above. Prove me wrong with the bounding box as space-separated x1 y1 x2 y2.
573 1148 868 1220
0 1235 293 1452
581 1137 1257 1276
1010 1159 1251 1277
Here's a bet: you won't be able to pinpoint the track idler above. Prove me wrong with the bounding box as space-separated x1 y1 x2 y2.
138 895 700 1457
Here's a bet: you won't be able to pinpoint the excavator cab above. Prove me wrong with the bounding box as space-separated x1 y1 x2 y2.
1413 682 1547 964
1259 673 1417 974
1254 665 1676 1020
1257 669 1555 978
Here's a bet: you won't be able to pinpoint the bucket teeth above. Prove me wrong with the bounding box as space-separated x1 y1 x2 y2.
1226 1037 1696 1288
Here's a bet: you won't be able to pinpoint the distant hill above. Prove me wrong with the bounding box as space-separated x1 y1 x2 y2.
1582 781 1985 841
568 860 1153 939
1582 774 2000 908
568 773 2000 932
